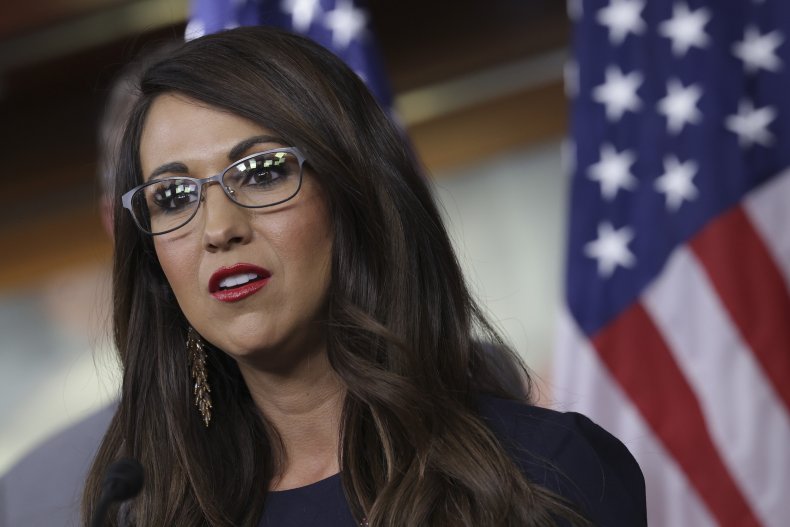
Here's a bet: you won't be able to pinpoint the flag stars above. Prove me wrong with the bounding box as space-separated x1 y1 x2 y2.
184 18 206 41
588 144 638 200
657 79 703 134
593 66 643 121
658 3 711 57
725 99 777 148
281 0 322 33
584 222 637 278
596 0 646 45
324 0 368 49
654 155 699 211
732 26 784 74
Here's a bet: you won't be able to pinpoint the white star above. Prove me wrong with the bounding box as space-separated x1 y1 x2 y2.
655 155 699 211
657 79 703 134
281 0 322 33
597 0 646 45
725 99 777 148
354 69 368 83
584 222 636 278
323 0 368 49
658 3 711 57
184 19 206 41
593 66 643 121
587 144 638 200
732 26 784 74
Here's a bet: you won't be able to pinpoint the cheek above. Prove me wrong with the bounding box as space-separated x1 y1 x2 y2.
153 237 199 300
271 201 334 299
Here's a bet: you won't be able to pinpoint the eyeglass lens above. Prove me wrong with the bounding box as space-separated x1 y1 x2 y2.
130 150 302 234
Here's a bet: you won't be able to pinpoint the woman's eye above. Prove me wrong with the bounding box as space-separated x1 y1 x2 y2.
241 167 286 187
223 152 301 203
151 181 199 212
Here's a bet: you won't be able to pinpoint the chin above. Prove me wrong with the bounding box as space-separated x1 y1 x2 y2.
210 332 278 359
214 326 326 372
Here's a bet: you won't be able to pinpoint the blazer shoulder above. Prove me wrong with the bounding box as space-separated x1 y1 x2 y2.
477 395 647 527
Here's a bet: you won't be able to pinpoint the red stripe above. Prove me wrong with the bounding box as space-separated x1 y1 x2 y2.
690 205 790 413
592 303 761 527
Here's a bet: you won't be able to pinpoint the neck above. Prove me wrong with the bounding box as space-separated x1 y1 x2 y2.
238 349 345 490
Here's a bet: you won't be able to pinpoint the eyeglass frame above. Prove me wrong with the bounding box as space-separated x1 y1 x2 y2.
121 146 306 236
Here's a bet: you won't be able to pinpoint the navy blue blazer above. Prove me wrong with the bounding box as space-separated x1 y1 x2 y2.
259 395 647 526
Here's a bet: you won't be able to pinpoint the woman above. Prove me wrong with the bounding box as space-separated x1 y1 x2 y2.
83 27 646 526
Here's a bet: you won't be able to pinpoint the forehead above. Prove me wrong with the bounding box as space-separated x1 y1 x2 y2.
139 93 276 178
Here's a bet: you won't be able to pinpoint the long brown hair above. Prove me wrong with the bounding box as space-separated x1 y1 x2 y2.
83 27 587 526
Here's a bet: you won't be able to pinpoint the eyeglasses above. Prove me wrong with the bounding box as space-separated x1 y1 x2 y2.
121 147 305 235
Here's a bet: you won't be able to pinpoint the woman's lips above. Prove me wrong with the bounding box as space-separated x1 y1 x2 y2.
209 263 271 303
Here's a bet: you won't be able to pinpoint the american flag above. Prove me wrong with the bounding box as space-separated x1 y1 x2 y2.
555 0 790 525
184 0 393 107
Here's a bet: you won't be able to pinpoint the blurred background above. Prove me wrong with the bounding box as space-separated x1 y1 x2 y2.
0 0 570 475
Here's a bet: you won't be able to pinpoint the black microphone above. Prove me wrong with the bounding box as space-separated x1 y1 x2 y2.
91 458 144 527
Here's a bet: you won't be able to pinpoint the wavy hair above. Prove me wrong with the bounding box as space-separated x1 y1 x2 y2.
83 27 587 526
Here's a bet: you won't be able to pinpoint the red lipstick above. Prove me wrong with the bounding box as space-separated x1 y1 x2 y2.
209 263 271 303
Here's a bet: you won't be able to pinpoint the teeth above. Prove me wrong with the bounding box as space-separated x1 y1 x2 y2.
219 273 260 290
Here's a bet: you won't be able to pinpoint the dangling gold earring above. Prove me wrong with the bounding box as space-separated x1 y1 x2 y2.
186 327 212 427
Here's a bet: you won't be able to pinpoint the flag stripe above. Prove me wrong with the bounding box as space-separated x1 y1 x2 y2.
554 309 717 527
643 246 790 527
744 168 790 292
591 303 761 526
690 205 790 413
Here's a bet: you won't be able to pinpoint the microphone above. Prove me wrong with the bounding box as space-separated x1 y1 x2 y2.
91 458 144 527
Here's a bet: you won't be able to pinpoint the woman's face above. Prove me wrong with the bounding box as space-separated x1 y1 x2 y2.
139 93 333 368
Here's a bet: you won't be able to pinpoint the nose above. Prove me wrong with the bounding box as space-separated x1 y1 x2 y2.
200 184 253 252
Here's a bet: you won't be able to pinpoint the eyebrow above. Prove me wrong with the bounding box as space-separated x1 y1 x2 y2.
228 134 284 162
148 162 189 181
